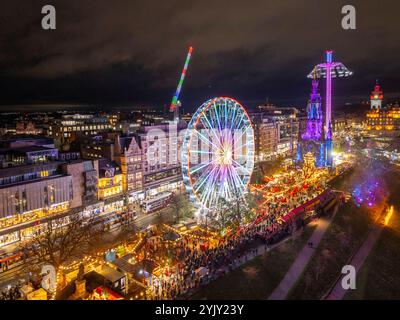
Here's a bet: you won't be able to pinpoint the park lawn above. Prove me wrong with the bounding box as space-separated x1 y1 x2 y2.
328 167 355 191
344 204 400 299
191 224 316 300
287 201 373 300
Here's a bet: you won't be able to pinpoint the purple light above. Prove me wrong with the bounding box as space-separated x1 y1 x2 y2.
325 53 332 140
307 51 352 141
301 79 323 141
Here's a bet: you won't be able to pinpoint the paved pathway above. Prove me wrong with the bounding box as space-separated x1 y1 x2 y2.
185 232 294 299
268 208 337 300
324 224 383 300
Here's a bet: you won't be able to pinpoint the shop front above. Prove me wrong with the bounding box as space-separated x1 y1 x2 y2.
145 180 183 198
128 191 145 204
0 230 20 247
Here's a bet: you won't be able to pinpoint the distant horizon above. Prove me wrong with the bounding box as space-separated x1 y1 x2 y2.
1 1 400 113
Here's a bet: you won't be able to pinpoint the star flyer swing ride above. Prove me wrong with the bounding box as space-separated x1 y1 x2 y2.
181 97 255 216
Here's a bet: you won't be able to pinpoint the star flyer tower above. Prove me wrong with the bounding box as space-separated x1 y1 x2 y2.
306 50 352 167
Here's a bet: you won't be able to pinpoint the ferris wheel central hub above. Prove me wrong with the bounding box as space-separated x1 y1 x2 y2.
216 145 233 165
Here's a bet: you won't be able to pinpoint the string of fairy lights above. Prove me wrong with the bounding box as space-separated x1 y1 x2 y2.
50 222 223 299
47 158 353 300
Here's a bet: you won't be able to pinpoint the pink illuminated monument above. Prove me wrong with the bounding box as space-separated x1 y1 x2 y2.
305 50 352 166
307 50 352 140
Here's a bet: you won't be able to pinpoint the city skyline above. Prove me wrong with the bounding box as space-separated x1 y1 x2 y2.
1 1 400 305
1 0 400 110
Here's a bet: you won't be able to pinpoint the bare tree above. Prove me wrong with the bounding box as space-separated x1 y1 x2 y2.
20 212 105 272
213 202 232 231
118 212 139 234
169 194 194 223
212 191 259 231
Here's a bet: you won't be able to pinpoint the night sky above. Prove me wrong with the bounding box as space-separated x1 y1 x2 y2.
0 0 400 112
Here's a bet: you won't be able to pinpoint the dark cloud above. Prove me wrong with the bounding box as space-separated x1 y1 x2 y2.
0 0 399 110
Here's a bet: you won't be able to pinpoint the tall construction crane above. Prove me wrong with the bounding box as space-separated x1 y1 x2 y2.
170 46 193 121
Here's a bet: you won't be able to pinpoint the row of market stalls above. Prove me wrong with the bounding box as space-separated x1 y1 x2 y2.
55 218 220 300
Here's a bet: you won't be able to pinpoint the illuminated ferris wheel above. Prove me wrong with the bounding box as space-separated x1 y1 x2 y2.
181 97 255 211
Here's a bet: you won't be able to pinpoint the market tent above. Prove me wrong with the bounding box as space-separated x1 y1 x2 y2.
182 218 197 229
27 288 48 300
163 231 181 242
20 284 34 298
93 286 124 300
95 264 126 283
133 241 145 254
84 265 126 296
112 253 136 274
113 256 158 283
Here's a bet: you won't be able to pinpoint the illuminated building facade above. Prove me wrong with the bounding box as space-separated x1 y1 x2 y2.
257 120 278 160
139 123 186 197
113 135 144 202
366 83 400 131
0 146 59 168
0 134 142 248
252 107 299 161
61 159 99 208
98 159 123 200
0 162 73 246
48 114 113 146
16 121 42 135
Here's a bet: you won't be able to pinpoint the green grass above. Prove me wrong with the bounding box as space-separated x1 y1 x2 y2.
289 165 400 300
344 215 400 299
328 167 356 190
287 201 372 300
344 169 400 300
191 224 316 300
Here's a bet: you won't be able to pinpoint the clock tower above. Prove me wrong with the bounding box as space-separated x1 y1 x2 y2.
370 81 383 110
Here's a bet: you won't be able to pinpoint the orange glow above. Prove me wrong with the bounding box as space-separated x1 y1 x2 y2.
384 206 394 226
98 174 123 199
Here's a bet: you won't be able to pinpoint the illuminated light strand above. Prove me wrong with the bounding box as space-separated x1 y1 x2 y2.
182 97 254 211
170 46 193 112
384 206 394 226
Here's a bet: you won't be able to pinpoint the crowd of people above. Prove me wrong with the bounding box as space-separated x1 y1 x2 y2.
148 205 311 299
0 169 331 300
0 283 22 300
145 177 329 300
147 221 293 299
